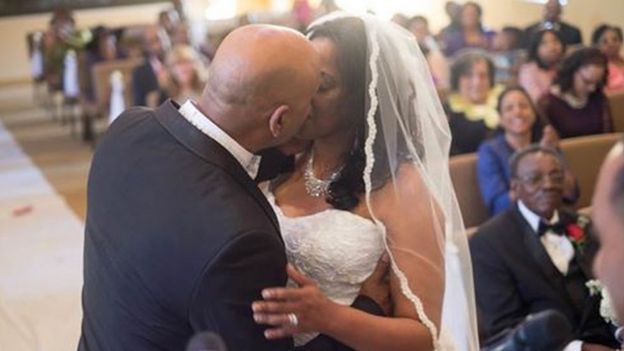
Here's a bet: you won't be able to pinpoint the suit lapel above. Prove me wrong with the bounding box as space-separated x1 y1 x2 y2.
559 211 603 329
153 100 281 235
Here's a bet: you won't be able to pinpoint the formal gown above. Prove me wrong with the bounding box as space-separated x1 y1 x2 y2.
263 187 385 346
263 185 460 350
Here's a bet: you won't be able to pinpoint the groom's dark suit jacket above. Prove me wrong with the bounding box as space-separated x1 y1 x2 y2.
79 100 292 351
470 204 617 348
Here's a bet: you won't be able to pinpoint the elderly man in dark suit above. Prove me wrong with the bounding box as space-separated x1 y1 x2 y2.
471 144 618 351
525 0 583 46
79 24 325 351
593 136 624 348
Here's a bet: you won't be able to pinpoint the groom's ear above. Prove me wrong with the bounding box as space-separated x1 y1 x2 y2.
268 104 290 139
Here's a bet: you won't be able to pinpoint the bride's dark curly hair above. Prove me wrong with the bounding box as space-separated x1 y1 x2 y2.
308 17 415 211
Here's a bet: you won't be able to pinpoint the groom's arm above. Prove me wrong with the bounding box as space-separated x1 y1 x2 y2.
188 231 293 351
351 296 385 317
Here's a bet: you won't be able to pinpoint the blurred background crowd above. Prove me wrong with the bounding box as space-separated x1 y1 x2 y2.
25 0 624 220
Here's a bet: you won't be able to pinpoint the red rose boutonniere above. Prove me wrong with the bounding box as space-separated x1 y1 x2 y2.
566 215 590 252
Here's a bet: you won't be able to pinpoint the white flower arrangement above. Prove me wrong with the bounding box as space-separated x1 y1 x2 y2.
586 280 620 326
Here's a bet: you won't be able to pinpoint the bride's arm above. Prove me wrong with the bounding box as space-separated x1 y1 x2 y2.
253 164 445 351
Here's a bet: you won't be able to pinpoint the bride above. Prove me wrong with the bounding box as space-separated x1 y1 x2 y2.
252 13 479 351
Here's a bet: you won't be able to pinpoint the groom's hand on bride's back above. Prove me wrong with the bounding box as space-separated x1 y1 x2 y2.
359 253 392 316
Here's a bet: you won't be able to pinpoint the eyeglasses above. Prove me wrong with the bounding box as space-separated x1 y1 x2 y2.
516 171 565 187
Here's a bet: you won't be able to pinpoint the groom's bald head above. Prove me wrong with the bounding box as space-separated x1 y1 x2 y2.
206 25 318 106
198 24 320 151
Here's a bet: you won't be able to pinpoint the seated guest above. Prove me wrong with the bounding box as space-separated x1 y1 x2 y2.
539 48 613 138
592 24 624 93
491 26 526 85
146 45 206 107
519 29 566 103
437 1 461 43
471 145 619 350
43 8 81 92
525 0 582 47
446 51 503 155
407 15 450 92
158 9 180 39
84 26 126 102
171 23 191 46
132 26 170 106
441 2 496 57
477 87 578 216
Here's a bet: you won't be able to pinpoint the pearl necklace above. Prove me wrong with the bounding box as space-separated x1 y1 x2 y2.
303 151 343 198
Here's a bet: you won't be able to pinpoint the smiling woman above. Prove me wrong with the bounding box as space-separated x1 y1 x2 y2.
476 86 579 217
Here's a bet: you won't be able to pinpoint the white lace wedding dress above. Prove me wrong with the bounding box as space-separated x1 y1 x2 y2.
264 189 385 346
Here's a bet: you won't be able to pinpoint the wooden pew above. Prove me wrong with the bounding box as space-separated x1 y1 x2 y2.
449 153 489 229
84 57 143 141
607 91 624 133
559 132 622 209
450 133 621 233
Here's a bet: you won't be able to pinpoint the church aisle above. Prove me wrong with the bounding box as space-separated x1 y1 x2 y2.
0 84 88 350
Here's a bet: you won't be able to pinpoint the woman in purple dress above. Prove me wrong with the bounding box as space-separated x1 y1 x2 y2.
539 47 613 138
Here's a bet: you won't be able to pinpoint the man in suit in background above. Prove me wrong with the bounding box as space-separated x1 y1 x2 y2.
132 26 169 106
525 0 582 47
592 137 624 344
79 24 321 351
471 145 618 350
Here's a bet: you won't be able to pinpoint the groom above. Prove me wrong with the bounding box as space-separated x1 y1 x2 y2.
78 25 321 351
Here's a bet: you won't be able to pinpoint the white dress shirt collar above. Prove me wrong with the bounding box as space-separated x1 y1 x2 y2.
178 99 261 179
517 200 560 233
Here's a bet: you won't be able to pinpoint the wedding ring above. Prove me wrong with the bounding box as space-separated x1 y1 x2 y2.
287 313 298 327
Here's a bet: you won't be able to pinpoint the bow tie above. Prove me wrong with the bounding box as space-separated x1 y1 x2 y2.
537 221 566 237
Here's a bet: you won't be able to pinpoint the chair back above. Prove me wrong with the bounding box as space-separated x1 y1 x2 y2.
607 91 624 133
449 153 490 228
559 133 623 209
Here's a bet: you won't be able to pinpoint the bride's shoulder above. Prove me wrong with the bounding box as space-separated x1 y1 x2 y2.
378 161 426 191
371 162 429 208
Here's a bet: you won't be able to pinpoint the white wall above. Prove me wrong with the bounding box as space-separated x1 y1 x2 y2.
330 0 624 39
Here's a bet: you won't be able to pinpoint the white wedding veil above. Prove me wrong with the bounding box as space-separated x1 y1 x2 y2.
308 13 479 351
